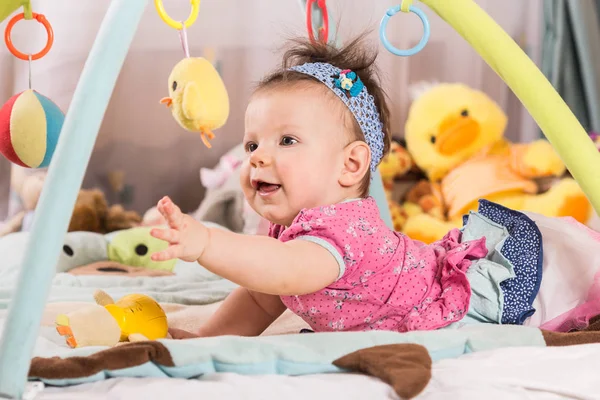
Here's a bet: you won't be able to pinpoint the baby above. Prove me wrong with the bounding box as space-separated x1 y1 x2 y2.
151 35 600 337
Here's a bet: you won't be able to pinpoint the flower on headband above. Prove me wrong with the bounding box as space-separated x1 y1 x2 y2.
332 69 364 97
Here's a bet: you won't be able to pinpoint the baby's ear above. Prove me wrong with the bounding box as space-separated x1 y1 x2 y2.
339 141 371 188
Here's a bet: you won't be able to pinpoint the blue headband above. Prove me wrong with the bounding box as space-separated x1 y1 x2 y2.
288 62 385 173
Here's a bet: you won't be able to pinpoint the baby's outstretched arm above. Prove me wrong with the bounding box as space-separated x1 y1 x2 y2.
150 196 340 296
170 287 286 338
202 288 286 336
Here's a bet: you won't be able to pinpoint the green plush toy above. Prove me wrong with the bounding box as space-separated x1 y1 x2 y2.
107 227 176 272
0 227 175 276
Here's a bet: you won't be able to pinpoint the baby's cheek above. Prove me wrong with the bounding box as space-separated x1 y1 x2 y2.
238 169 254 201
276 159 293 179
239 165 251 187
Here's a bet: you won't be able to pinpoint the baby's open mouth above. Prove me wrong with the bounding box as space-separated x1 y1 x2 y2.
252 180 281 195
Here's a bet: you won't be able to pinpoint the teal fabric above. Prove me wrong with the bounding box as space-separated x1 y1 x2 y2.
460 259 514 325
445 212 517 328
28 324 546 386
33 91 65 169
542 0 600 133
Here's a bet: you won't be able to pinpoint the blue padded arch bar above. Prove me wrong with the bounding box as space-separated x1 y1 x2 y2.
0 1 148 397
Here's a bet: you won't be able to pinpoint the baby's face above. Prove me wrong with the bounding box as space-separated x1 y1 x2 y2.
240 85 349 226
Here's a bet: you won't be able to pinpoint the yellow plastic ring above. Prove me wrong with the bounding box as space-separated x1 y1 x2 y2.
154 0 200 30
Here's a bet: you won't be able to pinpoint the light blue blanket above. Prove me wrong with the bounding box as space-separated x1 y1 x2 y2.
26 324 547 386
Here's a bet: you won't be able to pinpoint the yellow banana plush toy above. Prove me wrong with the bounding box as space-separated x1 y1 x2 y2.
55 289 168 348
160 57 230 148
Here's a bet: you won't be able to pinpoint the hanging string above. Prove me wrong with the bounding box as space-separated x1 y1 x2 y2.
178 21 191 58
28 54 32 89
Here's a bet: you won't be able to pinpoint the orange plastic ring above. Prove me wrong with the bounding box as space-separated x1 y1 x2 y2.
4 12 54 61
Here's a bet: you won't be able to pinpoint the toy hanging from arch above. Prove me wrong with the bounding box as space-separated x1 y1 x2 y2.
306 0 329 43
0 11 65 169
155 0 229 149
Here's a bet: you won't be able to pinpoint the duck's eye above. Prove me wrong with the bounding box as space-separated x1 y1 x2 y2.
172 81 178 91
430 136 436 144
461 109 469 117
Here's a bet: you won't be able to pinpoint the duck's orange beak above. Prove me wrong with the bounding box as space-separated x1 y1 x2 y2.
435 114 480 156
160 97 173 108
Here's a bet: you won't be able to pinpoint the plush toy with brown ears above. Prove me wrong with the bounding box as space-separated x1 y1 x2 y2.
68 188 142 234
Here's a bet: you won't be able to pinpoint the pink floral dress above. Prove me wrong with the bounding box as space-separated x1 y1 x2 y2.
269 197 488 332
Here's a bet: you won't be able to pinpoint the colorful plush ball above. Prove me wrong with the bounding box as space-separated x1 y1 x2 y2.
0 89 65 168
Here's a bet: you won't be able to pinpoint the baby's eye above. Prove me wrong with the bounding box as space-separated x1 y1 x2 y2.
245 142 258 153
280 136 298 146
172 81 178 91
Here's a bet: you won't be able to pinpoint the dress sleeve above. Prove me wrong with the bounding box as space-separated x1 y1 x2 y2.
273 212 352 281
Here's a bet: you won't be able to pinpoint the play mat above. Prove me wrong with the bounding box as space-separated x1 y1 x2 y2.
2 0 600 399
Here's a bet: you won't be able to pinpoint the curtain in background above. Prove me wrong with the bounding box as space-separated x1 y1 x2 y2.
542 0 600 133
0 0 542 218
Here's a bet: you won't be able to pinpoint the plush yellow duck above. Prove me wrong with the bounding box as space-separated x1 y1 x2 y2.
55 290 168 348
160 57 230 148
401 82 592 244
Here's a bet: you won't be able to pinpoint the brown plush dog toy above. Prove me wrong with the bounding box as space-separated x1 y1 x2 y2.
68 189 142 234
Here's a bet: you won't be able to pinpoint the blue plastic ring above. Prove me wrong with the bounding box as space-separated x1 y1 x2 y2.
379 5 430 57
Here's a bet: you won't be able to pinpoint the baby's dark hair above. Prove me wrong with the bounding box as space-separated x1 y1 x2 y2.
255 33 392 197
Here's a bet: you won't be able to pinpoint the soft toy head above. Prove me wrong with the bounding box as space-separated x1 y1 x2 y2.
0 89 64 168
69 189 109 233
160 57 230 133
107 227 176 272
108 293 168 340
68 189 141 234
405 83 507 181
57 231 108 273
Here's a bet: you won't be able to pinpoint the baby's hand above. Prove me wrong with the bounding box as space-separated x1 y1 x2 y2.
150 196 209 263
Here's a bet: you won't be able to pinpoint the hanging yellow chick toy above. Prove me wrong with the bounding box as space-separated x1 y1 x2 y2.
160 57 230 148
55 290 168 348
153 0 229 148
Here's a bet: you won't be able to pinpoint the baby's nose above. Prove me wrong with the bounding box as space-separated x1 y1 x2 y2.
250 148 272 166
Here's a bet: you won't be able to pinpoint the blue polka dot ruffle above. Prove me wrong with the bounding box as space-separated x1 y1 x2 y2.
463 200 543 325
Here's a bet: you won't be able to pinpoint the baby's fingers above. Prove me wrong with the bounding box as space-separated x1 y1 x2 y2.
150 227 180 244
151 245 183 262
158 196 184 229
